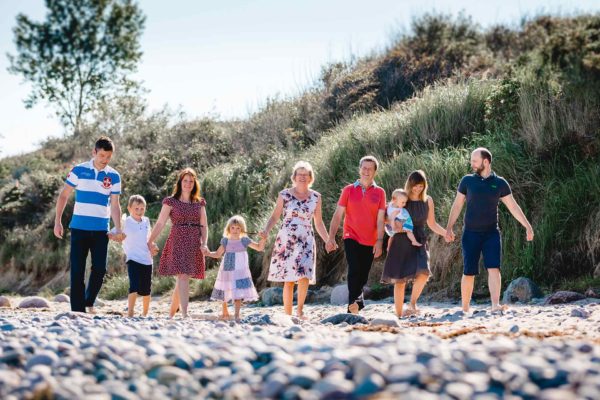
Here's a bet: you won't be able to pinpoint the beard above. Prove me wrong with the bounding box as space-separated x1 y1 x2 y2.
473 165 485 175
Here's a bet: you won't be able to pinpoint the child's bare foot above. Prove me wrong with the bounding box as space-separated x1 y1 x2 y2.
411 241 422 247
218 314 231 321
348 302 359 314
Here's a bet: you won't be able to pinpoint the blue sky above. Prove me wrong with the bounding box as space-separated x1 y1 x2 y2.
1 0 599 157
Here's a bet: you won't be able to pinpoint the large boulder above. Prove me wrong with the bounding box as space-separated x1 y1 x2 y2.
261 287 283 306
363 284 394 300
544 291 585 305
502 277 543 303
330 284 349 305
0 296 11 308
311 286 333 304
18 297 51 309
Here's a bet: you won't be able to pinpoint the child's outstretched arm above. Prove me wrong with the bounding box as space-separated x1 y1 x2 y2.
206 245 226 259
248 237 267 252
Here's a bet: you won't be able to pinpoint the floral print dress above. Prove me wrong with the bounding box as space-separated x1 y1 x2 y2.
268 189 319 284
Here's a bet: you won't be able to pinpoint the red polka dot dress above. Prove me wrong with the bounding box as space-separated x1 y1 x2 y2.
158 196 206 279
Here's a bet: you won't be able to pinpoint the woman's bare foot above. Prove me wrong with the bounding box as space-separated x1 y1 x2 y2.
348 302 359 314
408 304 420 314
491 304 508 313
402 308 417 317
296 311 307 320
86 307 96 315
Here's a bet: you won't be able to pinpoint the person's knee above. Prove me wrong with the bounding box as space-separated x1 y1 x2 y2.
487 267 501 277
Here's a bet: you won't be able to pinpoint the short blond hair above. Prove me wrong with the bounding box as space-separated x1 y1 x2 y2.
223 215 248 238
290 161 315 187
127 194 146 207
391 188 408 200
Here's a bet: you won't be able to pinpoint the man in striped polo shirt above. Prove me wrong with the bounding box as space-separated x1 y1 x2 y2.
53 136 124 313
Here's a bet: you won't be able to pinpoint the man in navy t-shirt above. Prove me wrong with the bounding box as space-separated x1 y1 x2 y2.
445 147 534 314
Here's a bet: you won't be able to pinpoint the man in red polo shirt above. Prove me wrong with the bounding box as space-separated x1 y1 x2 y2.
327 156 386 314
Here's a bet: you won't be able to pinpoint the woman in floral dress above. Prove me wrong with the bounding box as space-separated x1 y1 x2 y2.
147 168 208 318
261 161 329 319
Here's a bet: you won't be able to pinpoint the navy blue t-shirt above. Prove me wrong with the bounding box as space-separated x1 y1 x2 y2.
457 172 512 232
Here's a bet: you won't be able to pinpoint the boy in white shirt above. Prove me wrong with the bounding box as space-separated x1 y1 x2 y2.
110 195 158 317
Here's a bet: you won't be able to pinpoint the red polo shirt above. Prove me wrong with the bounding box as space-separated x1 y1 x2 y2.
338 180 386 246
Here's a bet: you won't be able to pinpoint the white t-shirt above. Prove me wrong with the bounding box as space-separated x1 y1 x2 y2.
121 215 153 265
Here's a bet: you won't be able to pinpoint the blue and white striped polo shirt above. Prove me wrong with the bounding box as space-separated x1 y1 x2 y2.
66 160 121 231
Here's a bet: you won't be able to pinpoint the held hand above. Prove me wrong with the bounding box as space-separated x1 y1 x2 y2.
444 227 455 243
526 227 534 242
201 245 209 256
373 241 383 258
53 222 64 239
258 230 268 240
151 242 159 256
325 240 337 253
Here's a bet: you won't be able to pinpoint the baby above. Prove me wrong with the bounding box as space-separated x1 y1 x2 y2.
385 188 422 250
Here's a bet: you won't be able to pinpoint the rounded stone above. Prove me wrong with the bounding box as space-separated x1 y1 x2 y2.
54 294 70 303
0 295 12 308
18 296 51 309
26 351 59 369
330 284 349 305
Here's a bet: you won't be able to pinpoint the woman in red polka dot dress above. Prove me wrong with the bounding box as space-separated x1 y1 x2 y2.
147 168 209 318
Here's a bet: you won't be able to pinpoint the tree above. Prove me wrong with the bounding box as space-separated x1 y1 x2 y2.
7 0 145 134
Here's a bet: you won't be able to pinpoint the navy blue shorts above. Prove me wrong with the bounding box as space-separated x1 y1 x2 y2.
461 230 502 276
127 260 152 296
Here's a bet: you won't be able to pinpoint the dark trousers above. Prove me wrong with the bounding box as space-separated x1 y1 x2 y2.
70 228 109 312
344 239 374 311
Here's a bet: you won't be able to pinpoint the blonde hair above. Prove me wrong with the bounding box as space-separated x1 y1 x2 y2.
290 161 315 187
223 215 248 238
391 188 408 200
127 194 147 207
404 170 428 202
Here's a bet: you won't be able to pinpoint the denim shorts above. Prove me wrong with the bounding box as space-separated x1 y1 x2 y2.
461 229 502 276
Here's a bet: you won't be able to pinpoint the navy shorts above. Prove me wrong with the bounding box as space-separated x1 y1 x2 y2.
461 230 502 276
127 260 152 296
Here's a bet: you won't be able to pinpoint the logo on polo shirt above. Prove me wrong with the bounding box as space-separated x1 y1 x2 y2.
102 176 112 189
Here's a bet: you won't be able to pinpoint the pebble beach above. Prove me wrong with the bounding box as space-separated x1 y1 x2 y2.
1 296 600 399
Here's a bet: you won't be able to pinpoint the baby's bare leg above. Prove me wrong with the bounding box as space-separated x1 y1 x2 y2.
407 232 422 246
